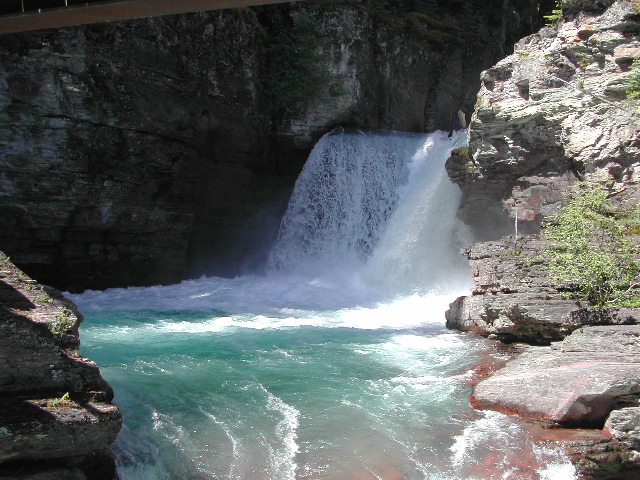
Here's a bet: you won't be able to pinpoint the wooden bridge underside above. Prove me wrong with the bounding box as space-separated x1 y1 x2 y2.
0 0 302 34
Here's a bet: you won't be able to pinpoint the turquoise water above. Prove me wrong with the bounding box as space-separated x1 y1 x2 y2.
77 292 575 480
72 131 576 479
79 301 486 479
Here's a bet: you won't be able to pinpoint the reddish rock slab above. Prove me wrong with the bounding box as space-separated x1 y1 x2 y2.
472 326 640 427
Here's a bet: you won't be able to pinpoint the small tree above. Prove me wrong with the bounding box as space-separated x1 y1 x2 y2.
542 182 640 305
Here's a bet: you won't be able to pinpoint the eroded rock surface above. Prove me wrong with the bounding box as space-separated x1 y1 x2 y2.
470 324 640 478
446 0 640 238
472 325 640 427
445 235 640 343
445 5 640 476
0 251 121 479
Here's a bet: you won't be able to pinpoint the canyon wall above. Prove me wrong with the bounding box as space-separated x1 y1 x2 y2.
445 0 640 335
446 0 639 237
0 0 544 291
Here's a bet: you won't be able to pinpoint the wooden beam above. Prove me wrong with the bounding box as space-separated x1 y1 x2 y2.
0 0 304 35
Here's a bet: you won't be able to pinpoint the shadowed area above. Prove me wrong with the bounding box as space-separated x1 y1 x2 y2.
0 0 302 34
0 280 35 311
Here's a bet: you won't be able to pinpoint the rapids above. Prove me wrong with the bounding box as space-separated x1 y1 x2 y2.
70 130 576 479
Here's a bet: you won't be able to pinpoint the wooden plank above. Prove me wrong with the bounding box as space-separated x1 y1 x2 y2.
0 0 303 35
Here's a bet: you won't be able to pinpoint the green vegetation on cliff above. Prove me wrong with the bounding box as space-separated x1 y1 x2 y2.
627 58 640 109
542 182 640 306
544 0 563 24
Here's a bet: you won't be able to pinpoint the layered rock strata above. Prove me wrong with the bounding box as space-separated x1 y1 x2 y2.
472 326 640 479
446 234 640 477
445 1 640 477
446 0 640 238
446 235 640 343
0 251 121 479
472 325 640 427
0 0 545 291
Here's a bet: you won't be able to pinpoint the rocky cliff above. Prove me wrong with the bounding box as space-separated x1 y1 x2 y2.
445 0 640 352
0 0 546 291
447 0 640 238
445 1 640 477
0 251 121 479
446 235 640 343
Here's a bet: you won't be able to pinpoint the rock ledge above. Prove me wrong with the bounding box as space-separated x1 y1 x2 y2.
0 251 121 480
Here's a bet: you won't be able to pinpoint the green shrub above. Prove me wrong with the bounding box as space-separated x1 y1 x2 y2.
47 392 75 408
627 58 640 106
541 182 640 305
50 311 74 335
544 1 563 25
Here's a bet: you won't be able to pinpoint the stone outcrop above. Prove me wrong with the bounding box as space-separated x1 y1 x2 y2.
472 325 640 478
445 235 640 343
0 0 545 291
0 251 121 479
472 325 640 427
444 2 640 477
446 0 640 238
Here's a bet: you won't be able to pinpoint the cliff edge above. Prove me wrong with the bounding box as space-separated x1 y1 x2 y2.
446 1 640 477
447 0 639 237
0 251 121 479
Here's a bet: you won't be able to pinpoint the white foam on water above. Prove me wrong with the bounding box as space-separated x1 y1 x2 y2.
264 389 300 480
113 424 171 480
78 289 469 339
451 411 577 480
70 130 470 318
535 444 578 480
74 129 563 479
200 409 242 480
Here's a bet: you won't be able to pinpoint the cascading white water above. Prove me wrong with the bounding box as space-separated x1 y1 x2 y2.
71 129 577 480
363 130 471 293
269 131 414 274
269 129 469 294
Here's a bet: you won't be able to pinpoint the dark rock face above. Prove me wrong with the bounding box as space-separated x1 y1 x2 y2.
446 0 640 239
0 1 544 291
0 251 121 479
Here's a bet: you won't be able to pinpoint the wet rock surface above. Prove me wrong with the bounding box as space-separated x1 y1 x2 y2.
445 234 640 476
0 251 121 479
472 325 640 426
471 325 640 478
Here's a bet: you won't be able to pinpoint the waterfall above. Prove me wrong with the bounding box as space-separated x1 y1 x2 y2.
70 128 578 480
269 129 469 294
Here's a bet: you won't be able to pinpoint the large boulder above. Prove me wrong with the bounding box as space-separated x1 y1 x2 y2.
472 325 640 427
